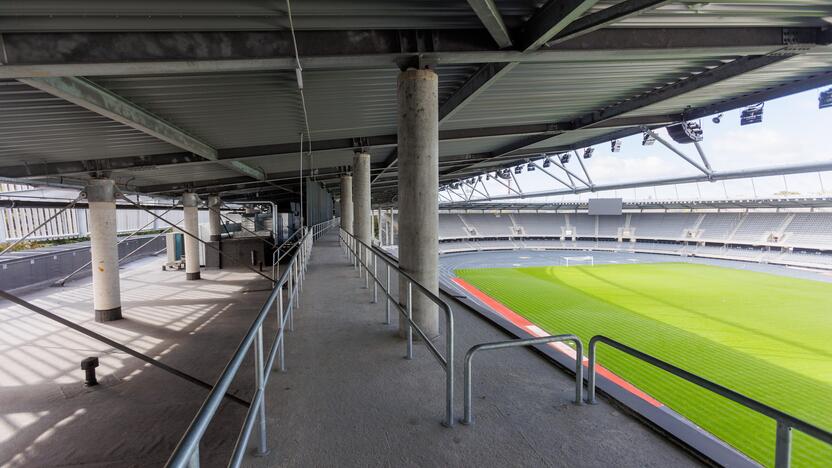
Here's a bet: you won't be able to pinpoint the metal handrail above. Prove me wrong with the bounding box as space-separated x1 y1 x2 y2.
339 228 455 427
587 335 832 468
272 219 339 281
462 335 583 425
165 219 338 468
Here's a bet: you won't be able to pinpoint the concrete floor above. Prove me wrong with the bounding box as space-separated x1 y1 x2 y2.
0 233 702 467
242 233 701 467
0 255 274 467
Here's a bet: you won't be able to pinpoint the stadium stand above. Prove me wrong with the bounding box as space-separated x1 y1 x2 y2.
567 214 596 237
460 214 513 237
783 213 832 248
512 213 567 237
439 210 832 270
438 213 469 239
730 213 788 243
698 213 743 241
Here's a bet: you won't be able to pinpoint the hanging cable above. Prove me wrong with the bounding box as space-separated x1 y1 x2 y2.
286 0 315 180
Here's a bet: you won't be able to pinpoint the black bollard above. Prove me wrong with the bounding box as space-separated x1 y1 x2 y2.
81 356 99 386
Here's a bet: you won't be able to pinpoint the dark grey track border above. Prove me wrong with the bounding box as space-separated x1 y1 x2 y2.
439 277 760 468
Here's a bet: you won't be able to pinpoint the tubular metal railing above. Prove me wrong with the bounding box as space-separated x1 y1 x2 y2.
587 335 832 468
339 228 456 427
165 219 338 468
462 335 583 425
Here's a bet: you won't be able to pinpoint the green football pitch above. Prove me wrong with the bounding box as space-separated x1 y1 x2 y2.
455 262 832 467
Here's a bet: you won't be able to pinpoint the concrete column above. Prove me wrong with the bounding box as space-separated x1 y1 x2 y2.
86 179 122 322
207 194 222 241
340 175 353 234
182 192 201 280
352 152 372 247
397 69 439 338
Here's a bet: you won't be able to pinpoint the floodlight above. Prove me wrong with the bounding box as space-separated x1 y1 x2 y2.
477 175 483 181
526 163 535 171
666 121 703 144
740 103 764 125
583 147 595 159
712 113 723 124
486 173 491 180
467 178 475 184
560 153 571 164
514 166 523 174
642 132 656 146
610 140 621 152
498 169 511 180
542 158 551 168
820 88 832 109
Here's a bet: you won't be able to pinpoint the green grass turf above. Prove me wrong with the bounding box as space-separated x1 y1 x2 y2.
455 262 832 467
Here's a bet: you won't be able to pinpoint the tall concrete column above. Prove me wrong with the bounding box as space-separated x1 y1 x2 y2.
397 69 439 338
207 194 222 241
340 175 353 234
352 152 372 247
182 192 201 280
86 179 122 322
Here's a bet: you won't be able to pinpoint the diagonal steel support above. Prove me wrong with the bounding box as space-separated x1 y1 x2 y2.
644 128 711 176
465 0 513 48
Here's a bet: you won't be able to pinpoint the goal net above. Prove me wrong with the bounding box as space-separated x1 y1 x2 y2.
564 256 594 267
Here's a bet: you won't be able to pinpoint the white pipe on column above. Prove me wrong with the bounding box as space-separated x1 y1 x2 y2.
86 178 122 322
182 192 201 280
207 194 222 241
340 175 353 235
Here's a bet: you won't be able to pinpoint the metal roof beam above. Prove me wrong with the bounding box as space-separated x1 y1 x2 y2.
16 76 266 181
514 0 601 52
438 62 518 123
0 28 821 78
549 0 671 45
465 0 513 48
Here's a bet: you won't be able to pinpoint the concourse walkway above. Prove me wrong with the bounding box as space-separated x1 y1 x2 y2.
244 231 700 467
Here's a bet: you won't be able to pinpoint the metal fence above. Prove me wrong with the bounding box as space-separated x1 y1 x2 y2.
165 218 338 468
339 228 456 427
586 335 832 468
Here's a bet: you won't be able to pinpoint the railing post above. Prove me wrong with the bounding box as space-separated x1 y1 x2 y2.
406 281 413 360
462 349 474 425
385 264 391 324
287 263 294 332
364 245 370 290
253 326 269 457
277 283 285 372
587 338 598 404
775 421 792 468
372 252 378 304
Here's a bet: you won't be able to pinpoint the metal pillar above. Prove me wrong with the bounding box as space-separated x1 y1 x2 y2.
352 152 372 247
182 192 201 280
397 68 440 339
86 179 122 322
207 194 222 241
388 207 394 245
340 175 353 235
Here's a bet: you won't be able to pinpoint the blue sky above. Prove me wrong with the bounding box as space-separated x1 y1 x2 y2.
463 85 832 202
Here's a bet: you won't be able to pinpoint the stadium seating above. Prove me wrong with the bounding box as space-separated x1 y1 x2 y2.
730 213 788 243
437 210 832 270
438 214 469 239
460 214 513 237
782 213 832 248
512 213 566 237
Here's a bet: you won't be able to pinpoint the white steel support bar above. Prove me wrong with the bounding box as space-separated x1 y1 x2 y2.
509 170 524 195
693 141 714 173
644 128 711 176
553 154 590 188
574 150 595 187
490 174 524 197
449 160 832 203
531 161 576 192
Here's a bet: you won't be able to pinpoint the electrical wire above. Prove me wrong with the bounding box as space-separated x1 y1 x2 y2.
286 0 315 180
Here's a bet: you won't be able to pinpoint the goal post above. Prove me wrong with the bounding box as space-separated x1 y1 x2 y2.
564 255 594 267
